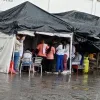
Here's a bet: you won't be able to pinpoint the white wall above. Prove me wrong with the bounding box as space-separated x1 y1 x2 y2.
0 0 100 17
49 0 92 13
0 0 49 11
95 1 100 16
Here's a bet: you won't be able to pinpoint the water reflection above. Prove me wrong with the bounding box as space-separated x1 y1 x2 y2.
83 74 88 85
28 74 72 90
7 74 16 82
0 72 100 100
66 75 71 83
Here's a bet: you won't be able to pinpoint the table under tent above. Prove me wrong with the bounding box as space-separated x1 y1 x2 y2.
53 10 100 70
0 1 74 74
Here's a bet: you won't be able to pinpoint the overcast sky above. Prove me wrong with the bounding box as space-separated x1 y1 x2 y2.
0 0 100 16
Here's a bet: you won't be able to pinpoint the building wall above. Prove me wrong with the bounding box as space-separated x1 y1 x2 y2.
95 1 100 16
49 0 92 13
0 0 100 16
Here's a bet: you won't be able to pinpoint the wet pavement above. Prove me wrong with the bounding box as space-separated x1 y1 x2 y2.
0 72 100 100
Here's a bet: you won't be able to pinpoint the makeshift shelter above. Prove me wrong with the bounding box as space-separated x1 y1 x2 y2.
53 10 100 52
0 32 15 73
0 1 73 73
0 1 73 34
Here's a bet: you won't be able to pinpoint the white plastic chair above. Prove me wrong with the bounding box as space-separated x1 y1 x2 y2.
72 56 83 74
20 58 32 76
33 57 43 76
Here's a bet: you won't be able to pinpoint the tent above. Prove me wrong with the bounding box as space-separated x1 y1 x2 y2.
53 10 100 36
0 2 73 73
0 32 15 73
53 10 100 52
0 31 36 73
0 1 73 34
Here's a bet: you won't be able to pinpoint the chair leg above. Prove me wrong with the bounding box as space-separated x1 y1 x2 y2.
29 65 31 77
32 65 35 76
41 65 42 76
38 67 39 72
20 64 22 74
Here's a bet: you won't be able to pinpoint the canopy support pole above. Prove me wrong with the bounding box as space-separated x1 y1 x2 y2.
69 33 73 74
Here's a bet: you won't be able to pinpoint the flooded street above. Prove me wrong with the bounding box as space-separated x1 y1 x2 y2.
0 72 100 100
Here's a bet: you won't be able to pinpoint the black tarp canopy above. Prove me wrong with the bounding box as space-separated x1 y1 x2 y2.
54 10 100 36
0 1 72 34
0 1 100 52
54 10 100 52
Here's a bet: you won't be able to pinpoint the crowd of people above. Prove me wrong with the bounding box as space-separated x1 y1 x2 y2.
35 40 79 73
13 34 82 74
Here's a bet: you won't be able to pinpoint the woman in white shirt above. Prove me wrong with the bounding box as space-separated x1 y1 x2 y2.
56 43 64 72
14 35 22 72
19 36 26 58
63 42 70 70
22 49 32 71
23 49 32 62
72 45 76 58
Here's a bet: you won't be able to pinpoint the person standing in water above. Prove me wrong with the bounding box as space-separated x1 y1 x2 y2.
14 35 22 72
36 40 49 72
46 43 55 72
56 42 64 73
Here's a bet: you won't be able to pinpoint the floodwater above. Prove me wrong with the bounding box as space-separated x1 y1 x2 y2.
0 71 100 100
